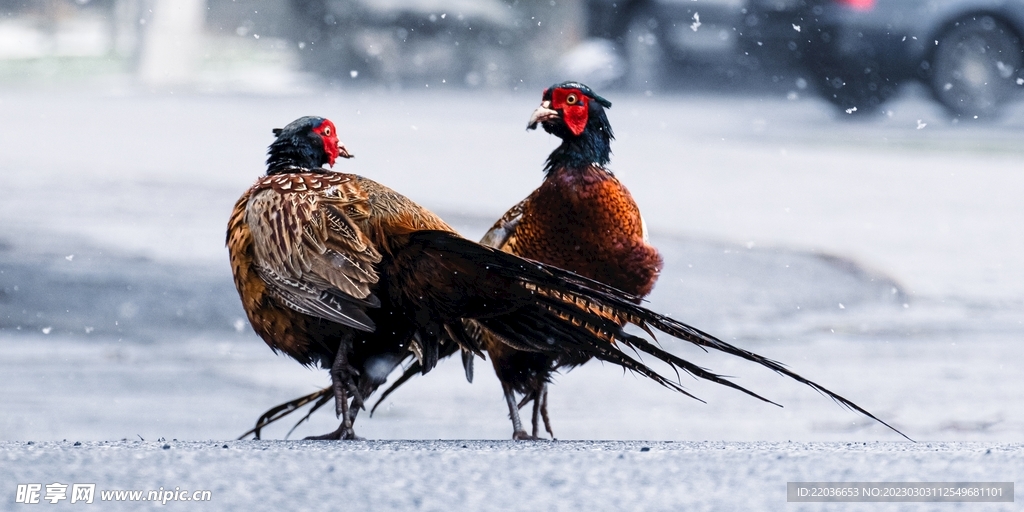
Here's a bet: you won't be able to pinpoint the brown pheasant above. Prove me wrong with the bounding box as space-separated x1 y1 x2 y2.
475 82 662 439
228 116 460 439
374 82 661 440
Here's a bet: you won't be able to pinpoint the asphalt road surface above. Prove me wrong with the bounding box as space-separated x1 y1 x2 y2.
3 440 1021 511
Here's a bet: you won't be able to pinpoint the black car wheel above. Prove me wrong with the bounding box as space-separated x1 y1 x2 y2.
929 15 1023 119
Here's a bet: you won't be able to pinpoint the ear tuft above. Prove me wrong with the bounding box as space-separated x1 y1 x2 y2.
272 128 283 137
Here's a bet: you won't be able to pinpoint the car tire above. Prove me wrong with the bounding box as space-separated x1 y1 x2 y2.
928 15 1023 119
622 7 665 91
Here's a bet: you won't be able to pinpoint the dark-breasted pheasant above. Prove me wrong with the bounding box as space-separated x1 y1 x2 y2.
481 81 659 438
231 116 908 442
374 82 660 440
477 81 662 439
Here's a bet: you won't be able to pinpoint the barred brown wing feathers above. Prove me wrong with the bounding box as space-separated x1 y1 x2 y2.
244 174 383 331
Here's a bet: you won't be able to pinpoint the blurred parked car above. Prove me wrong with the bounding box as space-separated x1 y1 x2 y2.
741 0 1024 118
288 0 522 87
275 0 760 91
585 0 746 89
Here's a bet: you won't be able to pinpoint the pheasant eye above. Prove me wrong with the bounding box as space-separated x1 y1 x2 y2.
565 94 578 105
324 126 332 136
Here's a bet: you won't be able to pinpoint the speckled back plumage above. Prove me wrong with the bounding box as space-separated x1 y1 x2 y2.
227 171 454 366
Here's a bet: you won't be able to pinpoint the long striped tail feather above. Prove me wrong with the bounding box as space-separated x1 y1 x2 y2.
408 231 910 440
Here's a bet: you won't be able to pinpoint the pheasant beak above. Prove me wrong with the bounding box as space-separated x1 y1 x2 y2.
527 100 559 130
338 141 354 159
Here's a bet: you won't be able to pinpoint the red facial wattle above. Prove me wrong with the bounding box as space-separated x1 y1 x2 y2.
312 119 340 166
550 88 590 136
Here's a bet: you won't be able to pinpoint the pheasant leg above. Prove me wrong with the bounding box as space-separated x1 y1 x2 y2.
530 392 541 438
305 348 365 440
539 385 554 439
504 383 540 440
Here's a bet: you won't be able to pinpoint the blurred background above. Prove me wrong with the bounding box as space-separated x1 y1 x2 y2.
0 0 757 93
1 0 1023 443
6 0 1024 114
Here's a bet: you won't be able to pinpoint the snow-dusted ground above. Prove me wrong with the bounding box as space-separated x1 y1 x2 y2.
3 440 1021 511
1 87 1023 509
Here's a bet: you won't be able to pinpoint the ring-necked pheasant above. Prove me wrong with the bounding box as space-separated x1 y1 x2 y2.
227 116 457 439
231 115 909 442
373 82 661 440
478 81 663 439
